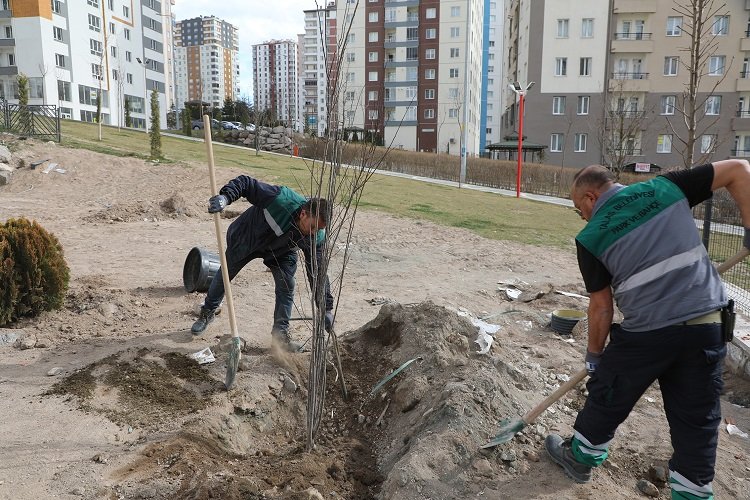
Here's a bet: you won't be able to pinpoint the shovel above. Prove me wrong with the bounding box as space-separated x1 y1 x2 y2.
481 247 749 448
202 114 241 391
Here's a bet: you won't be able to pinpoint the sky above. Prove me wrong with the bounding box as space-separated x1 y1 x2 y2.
172 0 323 102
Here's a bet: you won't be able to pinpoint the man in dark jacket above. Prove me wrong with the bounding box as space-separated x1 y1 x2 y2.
191 174 335 352
545 159 750 500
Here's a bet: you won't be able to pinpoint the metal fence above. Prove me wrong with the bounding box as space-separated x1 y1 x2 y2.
694 194 750 313
0 101 60 142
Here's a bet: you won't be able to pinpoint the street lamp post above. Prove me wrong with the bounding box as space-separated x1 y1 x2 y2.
136 57 150 133
509 81 535 198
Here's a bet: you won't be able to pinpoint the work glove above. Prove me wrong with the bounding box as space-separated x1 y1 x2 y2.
324 311 334 333
585 350 602 375
208 194 229 213
744 228 750 250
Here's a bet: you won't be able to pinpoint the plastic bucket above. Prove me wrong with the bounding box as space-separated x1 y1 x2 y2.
551 309 587 336
183 247 220 293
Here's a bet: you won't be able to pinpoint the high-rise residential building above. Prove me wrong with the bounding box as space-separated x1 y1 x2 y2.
0 0 171 129
253 39 300 129
481 0 505 152
503 0 750 169
300 3 337 136
335 0 485 155
174 15 239 109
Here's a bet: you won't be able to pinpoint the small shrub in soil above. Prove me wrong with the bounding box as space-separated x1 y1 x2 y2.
0 218 70 326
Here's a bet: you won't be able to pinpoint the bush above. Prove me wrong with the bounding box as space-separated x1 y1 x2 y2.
0 218 70 326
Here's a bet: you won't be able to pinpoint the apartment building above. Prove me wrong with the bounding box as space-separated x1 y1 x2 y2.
504 0 750 169
480 0 505 152
335 0 484 155
252 39 300 129
300 3 337 137
174 15 239 109
0 0 171 129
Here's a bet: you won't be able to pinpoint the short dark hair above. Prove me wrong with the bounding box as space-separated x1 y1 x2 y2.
572 165 615 192
301 198 330 225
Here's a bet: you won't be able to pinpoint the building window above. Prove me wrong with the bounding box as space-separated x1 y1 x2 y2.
405 106 417 121
57 80 71 101
426 8 436 19
425 68 435 79
369 51 378 62
657 134 673 153
122 5 130 18
346 72 355 82
426 28 436 39
701 134 717 153
424 108 434 119
124 28 130 40
705 95 721 115
552 96 566 115
55 53 65 68
406 47 418 60
557 19 569 38
664 56 679 76
368 109 378 120
577 96 590 115
7 53 14 66
660 95 676 115
51 0 61 14
126 51 132 62
450 27 460 38
346 52 355 62
368 12 378 22
666 16 682 36
368 71 378 81
109 22 115 34
448 88 459 98
448 108 458 118
450 48 459 58
406 27 418 40
449 68 459 78
709 55 725 75
90 38 103 56
127 73 133 84
112 69 118 81
712 15 729 35
92 63 103 80
368 31 378 42
53 26 63 41
88 14 101 32
87 0 99 7
580 57 591 76
425 88 435 99
581 18 594 38
451 6 460 17
406 67 418 80
425 48 435 59
550 133 564 152
555 57 567 76
574 133 587 152
368 90 378 101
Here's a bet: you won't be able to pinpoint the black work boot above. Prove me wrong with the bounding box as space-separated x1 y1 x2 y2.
271 328 302 353
545 434 592 483
191 307 216 335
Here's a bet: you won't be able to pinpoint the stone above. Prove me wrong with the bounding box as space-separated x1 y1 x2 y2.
637 479 659 497
0 328 23 346
35 337 52 348
522 449 540 462
0 163 13 172
16 335 36 350
0 170 10 185
0 145 11 163
283 376 297 393
304 487 324 500
500 450 517 462
47 367 64 376
648 464 668 484
472 458 493 476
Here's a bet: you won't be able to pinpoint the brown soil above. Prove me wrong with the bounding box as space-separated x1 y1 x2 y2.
0 137 748 499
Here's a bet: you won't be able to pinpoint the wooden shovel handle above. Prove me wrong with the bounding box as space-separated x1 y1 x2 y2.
716 247 750 275
523 368 588 424
203 115 239 340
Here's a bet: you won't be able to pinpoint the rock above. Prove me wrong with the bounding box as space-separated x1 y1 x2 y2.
92 453 108 464
648 464 668 484
603 460 620 471
47 367 64 376
0 328 23 346
16 335 36 350
70 487 86 496
304 487 324 500
283 376 297 393
522 449 540 462
35 337 52 348
0 145 11 163
358 414 366 424
0 162 12 172
500 450 517 462
637 479 659 497
0 170 10 185
472 458 493 476
272 125 285 134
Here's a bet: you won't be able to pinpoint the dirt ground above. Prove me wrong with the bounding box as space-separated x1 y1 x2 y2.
1 137 749 500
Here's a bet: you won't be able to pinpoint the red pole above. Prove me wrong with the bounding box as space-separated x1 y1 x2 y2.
516 93 525 198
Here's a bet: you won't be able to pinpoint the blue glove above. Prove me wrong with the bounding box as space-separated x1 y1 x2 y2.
324 311 334 333
585 350 601 375
208 194 228 213
744 228 750 249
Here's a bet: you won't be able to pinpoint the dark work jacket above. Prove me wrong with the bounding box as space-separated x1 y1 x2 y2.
219 175 333 310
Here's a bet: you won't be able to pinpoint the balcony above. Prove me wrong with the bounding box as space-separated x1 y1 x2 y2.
741 34 750 52
613 0 657 13
609 72 650 92
608 109 646 119
0 9 10 19
0 65 17 75
730 149 750 157
0 38 13 47
731 111 750 131
611 32 653 53
608 147 643 156
737 72 750 92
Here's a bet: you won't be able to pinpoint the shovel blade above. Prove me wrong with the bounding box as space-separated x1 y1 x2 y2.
480 418 526 449
224 337 242 390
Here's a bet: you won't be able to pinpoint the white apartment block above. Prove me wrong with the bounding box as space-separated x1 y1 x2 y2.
0 0 171 130
481 0 505 151
174 16 240 109
300 4 336 137
335 0 484 155
253 39 300 129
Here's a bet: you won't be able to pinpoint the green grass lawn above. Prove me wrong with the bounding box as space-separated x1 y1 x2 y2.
60 120 583 251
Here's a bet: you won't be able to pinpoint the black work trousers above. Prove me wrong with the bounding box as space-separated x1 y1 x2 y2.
573 322 725 486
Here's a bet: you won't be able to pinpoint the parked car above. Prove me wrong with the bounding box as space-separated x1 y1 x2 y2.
245 124 256 132
191 118 221 130
220 121 239 130
230 121 243 129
